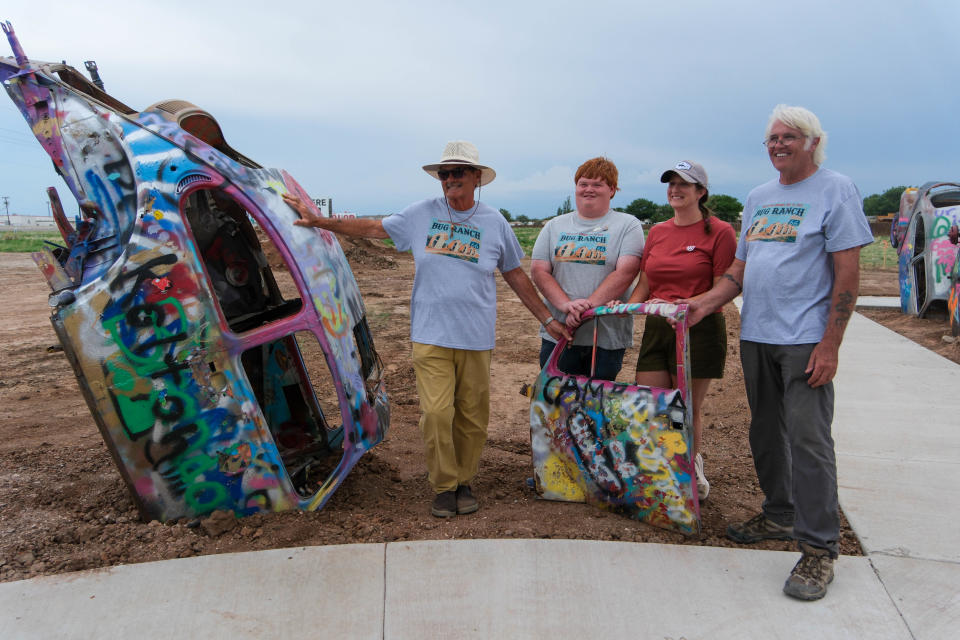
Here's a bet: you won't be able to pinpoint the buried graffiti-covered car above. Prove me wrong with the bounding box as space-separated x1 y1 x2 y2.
1 22 389 522
890 181 960 332
524 302 700 535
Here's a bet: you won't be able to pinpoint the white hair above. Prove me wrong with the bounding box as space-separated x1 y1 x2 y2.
765 104 828 166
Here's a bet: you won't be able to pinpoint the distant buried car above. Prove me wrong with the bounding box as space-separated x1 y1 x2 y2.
1 22 389 522
890 181 960 332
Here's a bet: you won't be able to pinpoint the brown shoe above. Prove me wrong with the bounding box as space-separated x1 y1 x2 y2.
456 485 479 515
431 490 457 518
727 512 794 544
783 542 835 601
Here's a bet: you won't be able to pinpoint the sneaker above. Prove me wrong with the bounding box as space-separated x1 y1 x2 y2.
431 490 457 518
726 512 794 543
455 485 479 515
695 453 710 501
783 542 835 601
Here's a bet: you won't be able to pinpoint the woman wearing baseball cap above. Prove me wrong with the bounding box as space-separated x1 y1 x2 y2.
620 160 736 501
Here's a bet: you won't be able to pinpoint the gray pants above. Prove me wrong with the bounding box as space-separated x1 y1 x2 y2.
740 341 840 557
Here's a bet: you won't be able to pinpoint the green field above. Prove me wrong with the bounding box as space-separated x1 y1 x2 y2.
0 230 63 253
861 235 899 271
0 228 902 273
512 226 542 255
1 226 538 255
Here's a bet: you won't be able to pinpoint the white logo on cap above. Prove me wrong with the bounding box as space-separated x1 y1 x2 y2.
676 161 692 170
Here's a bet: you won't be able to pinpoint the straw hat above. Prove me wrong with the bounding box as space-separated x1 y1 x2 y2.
422 140 496 186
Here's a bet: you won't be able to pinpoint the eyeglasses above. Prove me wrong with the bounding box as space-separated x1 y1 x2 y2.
763 134 804 147
437 167 471 180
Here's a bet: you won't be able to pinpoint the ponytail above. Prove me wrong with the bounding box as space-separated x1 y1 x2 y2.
698 191 713 234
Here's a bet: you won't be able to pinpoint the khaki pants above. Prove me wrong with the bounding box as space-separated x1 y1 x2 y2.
411 342 491 494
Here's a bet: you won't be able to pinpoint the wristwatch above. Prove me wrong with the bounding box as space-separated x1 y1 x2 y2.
543 317 557 329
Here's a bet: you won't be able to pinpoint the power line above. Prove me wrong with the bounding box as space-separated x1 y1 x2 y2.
0 124 32 135
0 136 40 149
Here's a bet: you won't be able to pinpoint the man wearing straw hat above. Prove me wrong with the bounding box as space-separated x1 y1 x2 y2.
284 141 570 519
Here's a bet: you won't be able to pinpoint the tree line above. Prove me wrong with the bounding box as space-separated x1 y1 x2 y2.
499 194 741 224
499 186 911 224
861 186 909 218
616 194 743 224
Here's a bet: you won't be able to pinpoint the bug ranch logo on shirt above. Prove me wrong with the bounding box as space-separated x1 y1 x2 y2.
553 231 608 265
426 219 482 263
744 203 808 243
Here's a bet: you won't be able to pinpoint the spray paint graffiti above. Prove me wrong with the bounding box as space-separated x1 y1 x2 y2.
525 302 700 535
949 264 960 337
2 23 389 522
891 182 960 318
948 226 960 337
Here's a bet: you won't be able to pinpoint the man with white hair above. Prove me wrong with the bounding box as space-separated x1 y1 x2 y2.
284 141 570 519
685 105 872 600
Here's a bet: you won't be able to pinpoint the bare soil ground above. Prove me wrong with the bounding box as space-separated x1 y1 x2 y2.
856 307 960 364
0 246 941 583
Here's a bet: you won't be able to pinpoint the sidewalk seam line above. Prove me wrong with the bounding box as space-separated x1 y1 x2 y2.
381 542 388 640
868 557 918 640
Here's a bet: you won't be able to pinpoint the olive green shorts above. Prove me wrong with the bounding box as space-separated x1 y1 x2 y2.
635 312 727 379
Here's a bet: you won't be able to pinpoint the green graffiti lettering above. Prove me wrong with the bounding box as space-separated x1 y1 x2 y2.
184 480 229 513
932 214 954 238
113 392 156 438
178 453 216 484
102 297 191 375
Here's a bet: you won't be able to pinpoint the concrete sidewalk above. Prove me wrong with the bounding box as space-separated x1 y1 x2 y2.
1 309 957 639
832 311 960 639
855 295 901 309
0 540 910 639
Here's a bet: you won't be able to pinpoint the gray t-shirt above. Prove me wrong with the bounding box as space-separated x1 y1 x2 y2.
382 197 523 350
532 209 645 348
736 168 873 344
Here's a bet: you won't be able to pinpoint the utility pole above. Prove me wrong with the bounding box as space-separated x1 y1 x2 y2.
2 196 9 225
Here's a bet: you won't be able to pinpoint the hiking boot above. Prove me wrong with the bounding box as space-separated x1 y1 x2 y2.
726 512 794 543
695 453 710 501
456 485 479 515
431 490 457 518
783 542 835 601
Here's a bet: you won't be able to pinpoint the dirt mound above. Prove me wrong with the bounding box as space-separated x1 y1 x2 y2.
341 236 398 270
256 227 397 271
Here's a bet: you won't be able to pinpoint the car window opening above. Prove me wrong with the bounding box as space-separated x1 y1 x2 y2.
181 188 303 332
241 331 345 498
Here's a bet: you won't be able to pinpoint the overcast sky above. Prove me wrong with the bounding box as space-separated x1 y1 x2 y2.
1 0 957 218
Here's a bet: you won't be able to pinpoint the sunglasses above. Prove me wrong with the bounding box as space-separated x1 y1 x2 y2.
437 167 471 180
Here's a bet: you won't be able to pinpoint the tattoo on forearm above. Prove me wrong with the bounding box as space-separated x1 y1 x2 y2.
833 291 854 327
722 273 742 291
